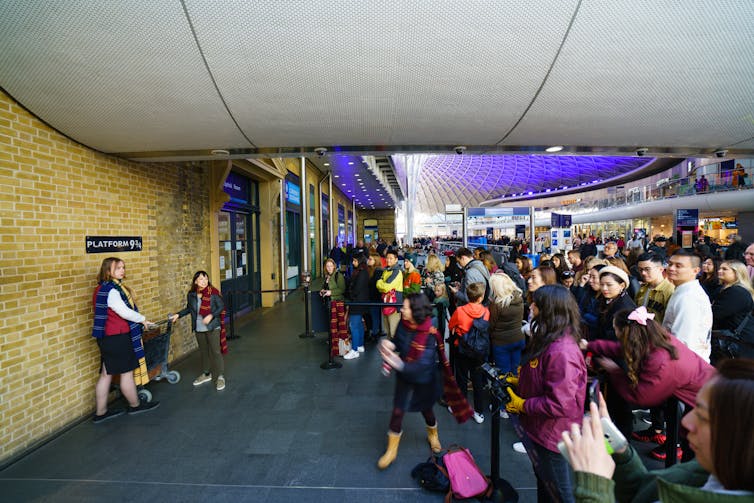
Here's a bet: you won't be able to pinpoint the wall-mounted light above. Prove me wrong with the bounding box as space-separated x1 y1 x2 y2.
545 145 563 153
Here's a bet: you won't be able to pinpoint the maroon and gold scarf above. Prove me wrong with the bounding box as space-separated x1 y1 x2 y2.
404 318 473 423
199 286 228 354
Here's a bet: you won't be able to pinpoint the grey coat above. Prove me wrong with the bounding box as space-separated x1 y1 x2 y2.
176 291 225 331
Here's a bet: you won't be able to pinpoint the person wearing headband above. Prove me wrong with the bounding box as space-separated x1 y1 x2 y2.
580 306 714 459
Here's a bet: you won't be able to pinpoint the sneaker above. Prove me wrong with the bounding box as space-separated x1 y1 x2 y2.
216 375 226 391
631 427 667 445
127 400 160 415
649 444 682 461
343 349 360 360
513 442 527 453
357 346 365 353
472 412 484 424
193 373 212 386
92 408 125 424
500 410 509 419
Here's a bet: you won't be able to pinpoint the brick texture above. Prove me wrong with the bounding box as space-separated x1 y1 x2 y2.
0 90 211 462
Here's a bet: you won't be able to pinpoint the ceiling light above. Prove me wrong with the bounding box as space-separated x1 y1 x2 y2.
341 183 346 186
323 163 330 166
210 149 230 157
334 174 339 178
545 145 564 153
348 162 354 165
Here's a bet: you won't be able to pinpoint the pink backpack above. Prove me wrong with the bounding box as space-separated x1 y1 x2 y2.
442 446 492 501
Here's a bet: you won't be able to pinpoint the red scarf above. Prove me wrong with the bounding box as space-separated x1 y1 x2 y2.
199 286 228 354
404 318 473 423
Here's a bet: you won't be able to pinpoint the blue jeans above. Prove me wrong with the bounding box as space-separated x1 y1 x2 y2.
369 306 382 334
349 314 364 350
492 340 526 375
529 441 574 503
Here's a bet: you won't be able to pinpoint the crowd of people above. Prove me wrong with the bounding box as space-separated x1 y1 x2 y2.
321 233 754 502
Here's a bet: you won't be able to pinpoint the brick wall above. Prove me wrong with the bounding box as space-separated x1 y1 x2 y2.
356 209 396 245
0 91 211 462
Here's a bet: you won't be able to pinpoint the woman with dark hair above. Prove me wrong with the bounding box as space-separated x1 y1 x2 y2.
596 266 637 342
563 358 754 502
574 262 606 339
376 293 473 469
699 257 722 300
344 253 370 360
366 252 384 339
505 284 587 503
582 306 714 459
171 270 228 390
551 253 569 277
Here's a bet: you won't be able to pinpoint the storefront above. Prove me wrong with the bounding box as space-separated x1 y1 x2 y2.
220 171 261 314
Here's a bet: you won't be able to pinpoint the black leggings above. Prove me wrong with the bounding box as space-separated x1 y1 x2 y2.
389 407 436 434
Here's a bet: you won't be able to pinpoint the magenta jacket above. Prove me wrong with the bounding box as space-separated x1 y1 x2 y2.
519 335 587 452
587 336 715 409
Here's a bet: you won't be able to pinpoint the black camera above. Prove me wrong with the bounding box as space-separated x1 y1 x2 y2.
480 362 513 405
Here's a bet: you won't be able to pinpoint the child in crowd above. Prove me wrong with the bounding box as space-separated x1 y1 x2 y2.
448 282 490 423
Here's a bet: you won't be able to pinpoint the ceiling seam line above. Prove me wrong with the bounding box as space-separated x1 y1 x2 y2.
726 135 754 147
179 0 257 149
491 0 584 147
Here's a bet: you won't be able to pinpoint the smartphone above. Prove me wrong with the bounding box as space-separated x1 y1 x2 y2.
557 416 628 463
588 379 600 406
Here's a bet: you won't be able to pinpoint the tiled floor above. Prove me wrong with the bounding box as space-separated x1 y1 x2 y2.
0 290 539 502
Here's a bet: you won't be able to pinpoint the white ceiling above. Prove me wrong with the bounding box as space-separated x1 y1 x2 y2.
1 0 753 211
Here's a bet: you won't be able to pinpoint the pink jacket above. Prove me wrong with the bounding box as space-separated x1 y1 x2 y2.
587 336 715 408
519 335 587 452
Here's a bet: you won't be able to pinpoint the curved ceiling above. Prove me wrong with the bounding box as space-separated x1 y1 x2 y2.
1 0 752 161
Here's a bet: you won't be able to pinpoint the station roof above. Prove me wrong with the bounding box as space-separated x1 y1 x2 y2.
1 1 752 210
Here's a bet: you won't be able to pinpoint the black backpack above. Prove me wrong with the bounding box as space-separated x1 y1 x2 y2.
458 316 490 361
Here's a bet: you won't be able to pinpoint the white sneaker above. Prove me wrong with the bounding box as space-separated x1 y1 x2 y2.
513 442 527 453
500 410 509 419
343 349 360 360
216 375 226 391
193 373 211 386
473 412 484 424
357 346 365 353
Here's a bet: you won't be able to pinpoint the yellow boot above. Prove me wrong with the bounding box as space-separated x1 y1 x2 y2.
377 431 402 469
426 422 442 453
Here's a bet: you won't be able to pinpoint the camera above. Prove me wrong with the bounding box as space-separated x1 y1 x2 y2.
454 146 467 155
314 147 327 157
714 149 728 158
480 362 512 405
635 148 648 157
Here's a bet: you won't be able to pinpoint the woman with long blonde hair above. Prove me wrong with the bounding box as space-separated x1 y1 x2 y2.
711 260 754 362
488 272 525 376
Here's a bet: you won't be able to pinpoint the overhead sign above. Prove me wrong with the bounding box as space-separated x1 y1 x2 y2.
676 209 699 227
86 236 142 253
468 207 529 217
550 213 572 228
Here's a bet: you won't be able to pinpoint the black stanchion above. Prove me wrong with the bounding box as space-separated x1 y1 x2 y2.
298 282 316 339
226 290 238 340
481 363 519 503
664 397 681 467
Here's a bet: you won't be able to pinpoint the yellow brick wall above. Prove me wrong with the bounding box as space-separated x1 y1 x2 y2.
356 209 396 245
0 91 212 462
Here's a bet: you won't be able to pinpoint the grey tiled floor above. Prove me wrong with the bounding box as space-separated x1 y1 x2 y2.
1 290 539 502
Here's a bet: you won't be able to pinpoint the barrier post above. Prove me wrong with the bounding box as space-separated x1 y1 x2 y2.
226 290 238 340
664 397 681 467
298 271 315 338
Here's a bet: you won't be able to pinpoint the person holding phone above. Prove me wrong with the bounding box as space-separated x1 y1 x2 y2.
562 359 754 502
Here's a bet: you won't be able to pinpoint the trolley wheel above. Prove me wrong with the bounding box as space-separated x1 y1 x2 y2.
166 370 181 384
137 389 153 403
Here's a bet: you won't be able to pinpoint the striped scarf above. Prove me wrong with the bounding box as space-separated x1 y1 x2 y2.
92 280 149 385
199 286 228 354
404 318 473 423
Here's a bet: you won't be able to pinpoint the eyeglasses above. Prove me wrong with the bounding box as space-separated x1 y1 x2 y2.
561 271 575 278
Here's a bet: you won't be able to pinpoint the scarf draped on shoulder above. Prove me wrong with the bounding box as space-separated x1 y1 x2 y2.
199 285 228 354
403 318 473 423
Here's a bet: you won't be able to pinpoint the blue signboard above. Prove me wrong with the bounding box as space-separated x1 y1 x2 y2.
468 207 529 217
550 212 572 228
223 171 249 205
676 209 699 227
285 180 301 206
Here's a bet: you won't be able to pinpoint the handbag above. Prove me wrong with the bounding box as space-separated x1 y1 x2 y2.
382 289 397 316
711 310 754 362
410 454 449 493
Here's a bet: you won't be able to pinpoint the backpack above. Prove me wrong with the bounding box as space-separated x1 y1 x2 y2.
443 446 492 501
458 315 490 362
411 454 450 493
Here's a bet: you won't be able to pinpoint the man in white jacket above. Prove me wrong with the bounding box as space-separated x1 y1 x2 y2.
663 249 712 362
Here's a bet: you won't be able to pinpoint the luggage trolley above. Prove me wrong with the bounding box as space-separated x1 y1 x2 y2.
137 319 181 403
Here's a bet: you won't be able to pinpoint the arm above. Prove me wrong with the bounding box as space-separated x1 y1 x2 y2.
524 350 585 418
107 289 146 323
586 340 623 359
210 293 225 319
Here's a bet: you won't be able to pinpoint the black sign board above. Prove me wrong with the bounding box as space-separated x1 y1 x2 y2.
86 236 143 253
676 209 699 227
550 212 572 228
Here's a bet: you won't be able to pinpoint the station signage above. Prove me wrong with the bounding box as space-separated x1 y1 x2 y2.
86 236 142 253
550 212 572 228
676 209 699 227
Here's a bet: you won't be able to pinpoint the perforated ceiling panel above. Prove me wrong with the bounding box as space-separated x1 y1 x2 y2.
0 0 752 158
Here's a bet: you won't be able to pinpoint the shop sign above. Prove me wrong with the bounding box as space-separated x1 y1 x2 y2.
86 236 142 253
